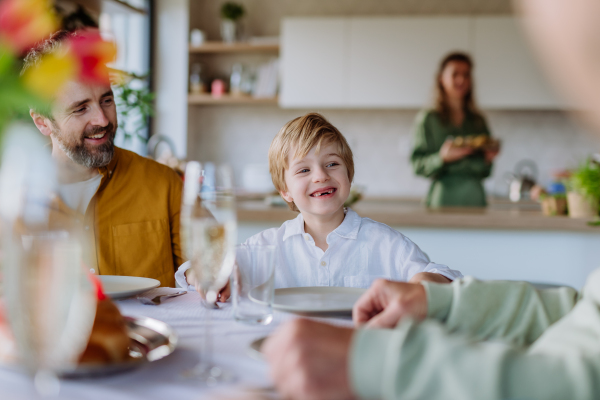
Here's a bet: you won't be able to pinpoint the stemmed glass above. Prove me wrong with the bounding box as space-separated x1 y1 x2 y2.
181 161 237 384
0 124 96 395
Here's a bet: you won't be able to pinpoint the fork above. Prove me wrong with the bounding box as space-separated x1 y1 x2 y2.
137 291 187 305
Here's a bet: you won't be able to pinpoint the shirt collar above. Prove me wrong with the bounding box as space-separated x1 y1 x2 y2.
331 208 361 240
281 208 361 242
282 212 305 242
97 147 120 191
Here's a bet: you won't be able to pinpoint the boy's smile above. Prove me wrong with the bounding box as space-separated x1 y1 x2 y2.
281 142 351 219
310 187 337 197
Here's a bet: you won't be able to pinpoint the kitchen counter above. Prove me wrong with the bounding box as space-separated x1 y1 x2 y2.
237 197 600 233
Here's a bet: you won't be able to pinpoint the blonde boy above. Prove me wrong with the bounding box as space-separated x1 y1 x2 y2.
176 113 461 293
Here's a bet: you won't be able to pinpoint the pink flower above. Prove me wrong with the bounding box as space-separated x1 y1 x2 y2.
68 30 117 86
0 0 57 55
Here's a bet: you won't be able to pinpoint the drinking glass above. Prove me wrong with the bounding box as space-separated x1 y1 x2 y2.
0 124 96 395
181 161 237 384
232 245 275 325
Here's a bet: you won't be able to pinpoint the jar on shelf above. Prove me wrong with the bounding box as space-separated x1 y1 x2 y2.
189 63 205 94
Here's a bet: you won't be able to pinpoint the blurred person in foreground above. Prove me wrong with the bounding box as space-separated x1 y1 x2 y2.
262 0 600 398
24 30 184 287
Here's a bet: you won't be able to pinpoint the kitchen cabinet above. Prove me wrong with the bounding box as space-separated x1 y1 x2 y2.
347 17 470 108
280 18 348 108
280 16 565 110
473 17 564 109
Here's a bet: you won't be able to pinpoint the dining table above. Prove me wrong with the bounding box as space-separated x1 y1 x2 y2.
0 286 355 400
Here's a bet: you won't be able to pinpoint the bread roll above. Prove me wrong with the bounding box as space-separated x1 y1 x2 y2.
78 298 131 364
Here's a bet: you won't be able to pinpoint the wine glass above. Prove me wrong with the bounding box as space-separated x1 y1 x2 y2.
0 124 96 395
181 161 237 384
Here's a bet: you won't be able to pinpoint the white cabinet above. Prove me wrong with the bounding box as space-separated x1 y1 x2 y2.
473 17 564 109
280 18 348 108
348 17 470 108
280 16 565 110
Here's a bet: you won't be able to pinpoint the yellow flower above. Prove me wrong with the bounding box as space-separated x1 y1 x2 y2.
22 50 78 99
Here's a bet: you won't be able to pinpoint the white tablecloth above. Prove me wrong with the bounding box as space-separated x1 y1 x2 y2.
1 287 354 400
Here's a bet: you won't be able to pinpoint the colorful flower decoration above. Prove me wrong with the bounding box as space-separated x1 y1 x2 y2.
22 30 117 99
69 30 117 86
22 48 78 99
0 0 57 55
0 0 117 129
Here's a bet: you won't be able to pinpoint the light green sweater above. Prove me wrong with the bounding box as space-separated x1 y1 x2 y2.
350 272 598 399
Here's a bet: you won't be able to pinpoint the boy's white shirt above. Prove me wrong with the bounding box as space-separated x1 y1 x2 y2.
175 208 462 290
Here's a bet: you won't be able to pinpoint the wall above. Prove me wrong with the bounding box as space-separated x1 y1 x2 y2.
187 0 600 198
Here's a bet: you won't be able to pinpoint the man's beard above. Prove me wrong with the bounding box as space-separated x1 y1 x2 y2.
51 123 116 169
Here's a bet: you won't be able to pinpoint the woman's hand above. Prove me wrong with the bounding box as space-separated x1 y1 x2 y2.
440 139 473 163
484 148 499 163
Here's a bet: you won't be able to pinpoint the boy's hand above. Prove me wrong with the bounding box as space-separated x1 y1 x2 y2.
184 269 231 302
409 272 451 284
262 319 356 400
353 279 428 328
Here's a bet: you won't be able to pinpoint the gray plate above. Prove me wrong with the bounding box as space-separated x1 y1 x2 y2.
59 315 178 378
273 287 366 313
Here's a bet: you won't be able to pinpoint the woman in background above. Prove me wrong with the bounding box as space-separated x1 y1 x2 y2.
411 52 499 207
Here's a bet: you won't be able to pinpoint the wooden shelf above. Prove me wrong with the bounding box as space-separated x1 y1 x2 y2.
189 42 279 54
188 94 278 105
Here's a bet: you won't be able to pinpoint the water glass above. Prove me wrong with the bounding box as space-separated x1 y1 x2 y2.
232 245 276 325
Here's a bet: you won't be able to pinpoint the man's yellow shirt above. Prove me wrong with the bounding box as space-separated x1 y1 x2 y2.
74 147 185 287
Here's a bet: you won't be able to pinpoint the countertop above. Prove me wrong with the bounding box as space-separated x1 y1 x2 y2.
237 197 600 233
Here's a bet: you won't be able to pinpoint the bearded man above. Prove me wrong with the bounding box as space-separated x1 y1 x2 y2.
24 30 184 287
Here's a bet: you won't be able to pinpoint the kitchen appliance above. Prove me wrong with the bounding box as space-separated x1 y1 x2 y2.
506 159 538 202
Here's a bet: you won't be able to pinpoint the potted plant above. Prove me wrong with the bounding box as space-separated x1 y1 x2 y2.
220 2 245 43
567 158 600 218
540 192 567 216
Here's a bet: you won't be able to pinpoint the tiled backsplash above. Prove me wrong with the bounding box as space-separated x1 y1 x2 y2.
187 107 600 198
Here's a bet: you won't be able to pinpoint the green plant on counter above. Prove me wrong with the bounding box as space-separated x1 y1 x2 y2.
344 185 365 208
569 158 600 203
221 2 245 20
113 72 155 144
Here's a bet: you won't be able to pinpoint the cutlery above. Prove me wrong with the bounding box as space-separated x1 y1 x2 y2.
137 291 187 305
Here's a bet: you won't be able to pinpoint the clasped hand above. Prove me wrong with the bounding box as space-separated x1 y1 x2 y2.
263 280 428 400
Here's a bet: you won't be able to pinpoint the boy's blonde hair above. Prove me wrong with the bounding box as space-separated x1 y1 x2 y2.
268 113 354 212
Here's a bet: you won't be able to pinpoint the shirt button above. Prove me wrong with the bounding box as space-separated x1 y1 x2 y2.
305 235 309 241
85 226 90 230
321 261 326 266
90 268 95 273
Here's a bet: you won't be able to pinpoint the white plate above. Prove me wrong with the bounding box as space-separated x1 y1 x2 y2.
99 275 160 299
273 287 366 313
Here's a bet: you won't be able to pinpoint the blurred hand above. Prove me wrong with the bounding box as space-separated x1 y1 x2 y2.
353 279 428 328
262 319 356 400
440 139 473 163
484 148 499 163
185 269 231 302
